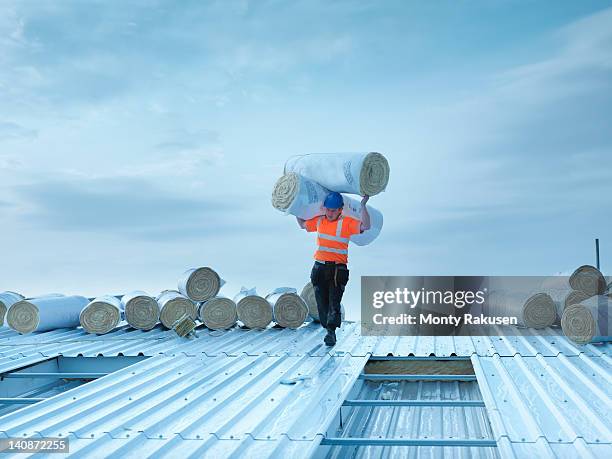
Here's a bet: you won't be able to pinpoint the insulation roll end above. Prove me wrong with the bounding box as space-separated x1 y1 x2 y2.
6 300 40 334
124 294 160 331
522 293 556 329
157 290 198 329
561 304 596 344
0 292 25 327
179 267 222 302
272 293 308 329
564 289 592 309
199 297 238 330
236 295 273 329
360 152 390 196
80 298 122 335
569 265 606 297
271 172 299 212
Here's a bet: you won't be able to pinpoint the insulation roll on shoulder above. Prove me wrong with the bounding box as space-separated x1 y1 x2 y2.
341 197 383 246
265 288 308 329
284 152 390 196
199 296 237 330
233 287 273 329
300 282 345 322
178 267 225 302
80 295 124 335
156 290 198 329
272 172 327 218
271 172 383 246
7 295 90 334
569 265 606 297
561 296 611 344
488 290 557 329
0 291 25 327
122 291 160 330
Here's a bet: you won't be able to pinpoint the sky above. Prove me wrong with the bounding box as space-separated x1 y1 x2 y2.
1 0 611 319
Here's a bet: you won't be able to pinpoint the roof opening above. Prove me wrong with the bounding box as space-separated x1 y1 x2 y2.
364 356 475 376
318 356 498 456
0 355 148 416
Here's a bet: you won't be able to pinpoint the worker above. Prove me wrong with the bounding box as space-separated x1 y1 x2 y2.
296 192 371 346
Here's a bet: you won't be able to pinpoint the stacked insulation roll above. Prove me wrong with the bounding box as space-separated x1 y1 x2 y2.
487 290 557 329
300 282 345 322
561 295 611 344
156 290 197 329
265 288 308 329
300 282 318 320
0 291 25 326
284 152 390 196
540 277 594 324
199 296 237 330
271 172 383 246
178 267 224 302
539 266 606 324
122 291 160 330
233 287 272 329
569 265 607 297
80 295 124 334
7 295 90 334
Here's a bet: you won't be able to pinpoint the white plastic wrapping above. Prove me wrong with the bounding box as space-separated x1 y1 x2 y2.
7 295 90 334
284 152 390 196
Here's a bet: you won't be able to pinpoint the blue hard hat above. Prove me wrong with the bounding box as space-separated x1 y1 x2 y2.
324 192 344 209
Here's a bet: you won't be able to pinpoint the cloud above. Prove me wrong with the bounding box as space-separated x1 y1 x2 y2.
0 121 37 140
115 149 225 179
155 128 220 152
397 7 612 229
0 2 27 49
0 154 25 169
12 176 244 240
0 1 359 111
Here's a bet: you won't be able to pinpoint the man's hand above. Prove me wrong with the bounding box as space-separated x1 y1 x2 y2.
359 195 371 233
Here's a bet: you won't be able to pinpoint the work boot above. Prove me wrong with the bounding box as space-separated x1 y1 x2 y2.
324 328 337 346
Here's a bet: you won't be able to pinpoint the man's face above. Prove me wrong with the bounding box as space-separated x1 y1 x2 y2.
324 207 342 221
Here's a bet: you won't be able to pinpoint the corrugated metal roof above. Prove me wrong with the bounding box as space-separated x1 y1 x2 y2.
0 322 610 458
1 322 609 358
325 379 500 459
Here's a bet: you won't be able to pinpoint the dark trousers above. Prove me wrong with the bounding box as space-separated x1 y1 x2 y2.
310 262 349 331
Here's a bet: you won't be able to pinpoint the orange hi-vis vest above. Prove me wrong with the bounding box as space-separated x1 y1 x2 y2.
307 215 361 264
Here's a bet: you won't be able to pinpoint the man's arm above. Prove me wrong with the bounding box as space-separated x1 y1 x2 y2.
360 195 371 233
296 216 306 229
